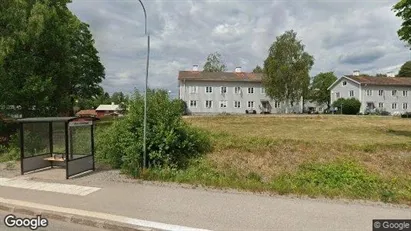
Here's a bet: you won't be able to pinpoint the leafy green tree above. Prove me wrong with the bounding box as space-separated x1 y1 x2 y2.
332 98 361 115
203 52 226 72
252 65 263 73
0 0 105 117
96 89 211 177
309 72 337 109
262 30 314 113
397 61 411 77
393 0 411 48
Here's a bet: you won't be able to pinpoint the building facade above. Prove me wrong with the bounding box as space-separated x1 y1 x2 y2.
178 66 303 114
95 103 123 118
328 71 411 114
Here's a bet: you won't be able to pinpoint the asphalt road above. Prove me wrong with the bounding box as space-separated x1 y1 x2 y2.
0 211 101 231
0 181 410 231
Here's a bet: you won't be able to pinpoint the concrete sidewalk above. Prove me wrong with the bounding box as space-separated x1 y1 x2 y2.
0 174 409 231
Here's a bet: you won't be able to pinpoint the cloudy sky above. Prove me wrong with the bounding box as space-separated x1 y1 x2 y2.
68 0 409 97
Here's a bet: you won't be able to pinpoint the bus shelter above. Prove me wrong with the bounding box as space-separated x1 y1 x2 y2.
17 117 98 179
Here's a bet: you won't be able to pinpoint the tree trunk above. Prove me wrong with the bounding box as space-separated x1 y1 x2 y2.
285 99 289 114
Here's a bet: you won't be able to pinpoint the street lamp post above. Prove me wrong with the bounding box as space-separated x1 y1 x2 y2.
138 0 150 169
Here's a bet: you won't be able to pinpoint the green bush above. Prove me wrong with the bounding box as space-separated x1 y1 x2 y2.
332 98 361 115
96 89 211 177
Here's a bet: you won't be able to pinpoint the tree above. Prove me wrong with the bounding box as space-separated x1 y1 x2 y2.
252 65 263 73
309 72 337 110
203 52 226 72
376 73 387 77
262 30 314 113
397 61 411 77
393 0 411 48
0 0 105 117
332 98 361 115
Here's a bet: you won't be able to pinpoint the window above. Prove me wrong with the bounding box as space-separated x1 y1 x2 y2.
403 103 408 110
190 86 198 94
336 92 340 98
379 103 384 108
205 86 213 93
392 103 397 109
189 100 197 108
392 90 397 96
219 100 227 108
205 100 213 108
274 101 280 108
379 90 384 96
247 101 254 108
366 90 372 96
403 91 408 97
220 86 227 94
342 81 347 86
189 86 198 94
234 87 241 94
234 101 241 108
248 87 254 94
261 88 265 94
349 90 354 97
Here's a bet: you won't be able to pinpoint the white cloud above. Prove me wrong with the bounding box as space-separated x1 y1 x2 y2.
68 0 410 95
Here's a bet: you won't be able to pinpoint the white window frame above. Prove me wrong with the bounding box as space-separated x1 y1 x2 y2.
219 100 227 108
205 86 213 94
378 90 384 96
336 92 340 98
189 100 197 108
403 103 408 110
205 100 213 108
349 90 354 97
248 87 254 94
234 101 241 108
275 101 280 108
392 90 397 96
261 87 265 94
189 86 198 94
392 103 397 109
379 102 384 108
366 90 372 96
220 86 227 94
234 87 241 94
247 101 254 108
342 81 347 86
403 90 408 97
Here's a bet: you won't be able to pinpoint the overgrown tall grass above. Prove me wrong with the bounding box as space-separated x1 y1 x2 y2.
141 115 411 205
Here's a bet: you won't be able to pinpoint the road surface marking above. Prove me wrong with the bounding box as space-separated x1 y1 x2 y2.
0 178 100 196
0 197 213 231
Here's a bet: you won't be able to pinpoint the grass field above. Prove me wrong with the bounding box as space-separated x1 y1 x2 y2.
143 115 411 205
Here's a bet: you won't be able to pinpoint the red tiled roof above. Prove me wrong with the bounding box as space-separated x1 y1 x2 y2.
345 75 411 86
178 71 263 82
76 110 97 116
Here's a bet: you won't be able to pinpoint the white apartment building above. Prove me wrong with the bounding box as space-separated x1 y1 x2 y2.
328 70 411 114
178 65 303 114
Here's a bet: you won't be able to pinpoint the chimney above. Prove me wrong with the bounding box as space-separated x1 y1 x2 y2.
235 67 242 73
387 72 395 77
192 65 199 71
353 70 360 76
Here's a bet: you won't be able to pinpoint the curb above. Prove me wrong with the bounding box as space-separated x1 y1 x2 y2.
0 197 211 231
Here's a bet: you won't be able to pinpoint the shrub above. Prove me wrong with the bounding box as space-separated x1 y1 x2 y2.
332 98 361 115
401 112 411 118
96 89 211 177
0 118 18 147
